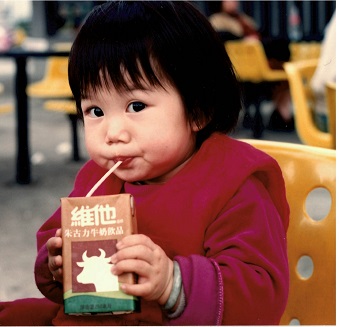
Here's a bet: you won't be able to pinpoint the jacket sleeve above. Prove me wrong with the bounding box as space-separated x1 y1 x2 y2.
166 176 289 325
34 207 64 303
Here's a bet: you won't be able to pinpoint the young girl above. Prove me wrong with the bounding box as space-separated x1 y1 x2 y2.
33 1 289 325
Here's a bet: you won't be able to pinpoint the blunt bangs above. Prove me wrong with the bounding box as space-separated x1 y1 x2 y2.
69 3 166 102
69 1 242 146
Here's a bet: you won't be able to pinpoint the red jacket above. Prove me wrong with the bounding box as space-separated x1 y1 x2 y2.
35 133 289 325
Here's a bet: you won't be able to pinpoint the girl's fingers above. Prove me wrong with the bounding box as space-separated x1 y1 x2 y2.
112 244 154 264
116 234 157 251
46 236 62 255
120 282 154 298
112 258 151 277
49 254 63 271
52 267 63 283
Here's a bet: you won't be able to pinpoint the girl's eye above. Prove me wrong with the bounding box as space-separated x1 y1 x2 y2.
87 107 104 117
127 102 147 113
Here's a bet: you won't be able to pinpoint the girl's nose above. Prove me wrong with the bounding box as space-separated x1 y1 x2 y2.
105 119 131 144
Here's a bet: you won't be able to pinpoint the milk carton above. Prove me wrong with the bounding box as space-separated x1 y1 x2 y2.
61 194 140 315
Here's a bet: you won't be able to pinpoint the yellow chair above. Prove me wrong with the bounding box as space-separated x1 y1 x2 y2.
225 40 287 138
27 57 72 98
43 99 81 161
243 139 335 325
289 42 321 62
44 99 77 115
0 103 12 114
27 57 81 160
0 82 13 114
225 40 287 83
283 59 334 149
325 82 336 149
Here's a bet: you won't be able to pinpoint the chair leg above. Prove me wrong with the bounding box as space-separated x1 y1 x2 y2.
252 102 264 139
67 114 81 161
242 107 253 129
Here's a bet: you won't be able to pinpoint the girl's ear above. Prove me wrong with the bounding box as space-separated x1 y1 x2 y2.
190 115 209 132
191 120 201 132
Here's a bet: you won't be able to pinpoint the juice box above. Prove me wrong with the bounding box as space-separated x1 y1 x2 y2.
61 194 140 315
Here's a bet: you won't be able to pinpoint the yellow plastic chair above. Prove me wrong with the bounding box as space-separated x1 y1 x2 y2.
225 40 287 138
289 42 321 62
283 59 333 149
325 82 336 149
243 139 335 325
43 99 81 161
0 82 12 114
27 57 81 160
44 99 77 115
225 40 287 83
0 103 12 114
27 57 72 98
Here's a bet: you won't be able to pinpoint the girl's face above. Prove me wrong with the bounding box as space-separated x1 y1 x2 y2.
81 76 199 185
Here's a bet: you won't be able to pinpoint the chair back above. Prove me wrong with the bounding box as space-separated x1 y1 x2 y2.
225 40 287 83
326 82 336 149
27 57 72 98
283 59 333 149
289 42 321 62
47 57 69 79
243 139 335 325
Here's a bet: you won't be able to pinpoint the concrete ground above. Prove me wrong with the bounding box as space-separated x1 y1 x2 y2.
0 57 304 302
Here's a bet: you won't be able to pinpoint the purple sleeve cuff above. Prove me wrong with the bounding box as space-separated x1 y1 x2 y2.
165 254 223 325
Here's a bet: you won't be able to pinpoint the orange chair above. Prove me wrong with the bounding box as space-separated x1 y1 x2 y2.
325 82 336 149
283 59 334 149
27 57 72 98
243 139 336 325
226 40 287 82
225 40 287 138
27 57 81 160
0 82 12 114
0 103 12 114
289 42 321 62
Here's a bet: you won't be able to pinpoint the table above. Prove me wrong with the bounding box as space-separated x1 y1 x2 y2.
0 47 69 184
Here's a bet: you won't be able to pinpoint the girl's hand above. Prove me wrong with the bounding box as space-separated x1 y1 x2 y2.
111 234 174 305
46 228 63 283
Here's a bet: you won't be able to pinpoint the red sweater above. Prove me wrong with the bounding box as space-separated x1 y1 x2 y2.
34 133 289 325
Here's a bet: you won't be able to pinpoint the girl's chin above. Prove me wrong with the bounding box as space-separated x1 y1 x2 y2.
114 171 145 183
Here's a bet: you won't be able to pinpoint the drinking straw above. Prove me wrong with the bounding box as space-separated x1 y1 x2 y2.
86 161 122 197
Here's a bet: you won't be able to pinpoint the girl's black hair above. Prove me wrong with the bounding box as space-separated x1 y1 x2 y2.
68 0 242 148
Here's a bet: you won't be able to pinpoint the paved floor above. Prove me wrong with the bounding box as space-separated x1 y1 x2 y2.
0 57 303 302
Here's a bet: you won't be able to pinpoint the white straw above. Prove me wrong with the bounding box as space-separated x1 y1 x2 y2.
86 161 122 197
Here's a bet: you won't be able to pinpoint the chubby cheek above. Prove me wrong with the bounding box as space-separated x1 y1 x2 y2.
84 131 102 162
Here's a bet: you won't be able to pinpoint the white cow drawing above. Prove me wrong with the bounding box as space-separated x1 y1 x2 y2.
76 248 119 292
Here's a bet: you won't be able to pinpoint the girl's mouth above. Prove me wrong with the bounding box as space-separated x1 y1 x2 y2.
113 157 133 167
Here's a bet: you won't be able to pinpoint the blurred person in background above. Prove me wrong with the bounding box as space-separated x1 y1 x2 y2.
209 0 293 132
209 0 260 41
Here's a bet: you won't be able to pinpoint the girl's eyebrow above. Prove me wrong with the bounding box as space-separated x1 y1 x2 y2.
121 82 158 94
79 85 154 103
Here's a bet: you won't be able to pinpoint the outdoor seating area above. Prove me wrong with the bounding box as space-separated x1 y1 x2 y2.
0 1 336 325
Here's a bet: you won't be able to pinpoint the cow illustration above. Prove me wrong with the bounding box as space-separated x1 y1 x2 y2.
76 248 119 292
